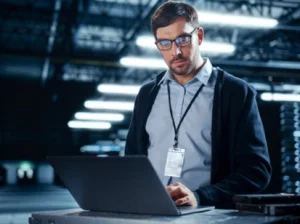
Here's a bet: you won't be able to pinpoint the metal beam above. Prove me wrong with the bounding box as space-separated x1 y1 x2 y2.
214 59 300 70
0 3 137 29
2 53 300 79
41 0 61 87
114 0 164 55
51 0 79 84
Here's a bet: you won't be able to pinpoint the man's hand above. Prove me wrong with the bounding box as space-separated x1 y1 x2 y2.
166 182 198 207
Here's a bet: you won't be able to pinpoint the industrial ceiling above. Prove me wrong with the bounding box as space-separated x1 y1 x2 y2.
0 0 300 159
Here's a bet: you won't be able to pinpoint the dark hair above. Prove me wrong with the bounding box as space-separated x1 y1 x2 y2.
151 1 200 38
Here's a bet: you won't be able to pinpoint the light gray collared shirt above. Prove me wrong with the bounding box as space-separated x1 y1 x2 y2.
146 58 216 191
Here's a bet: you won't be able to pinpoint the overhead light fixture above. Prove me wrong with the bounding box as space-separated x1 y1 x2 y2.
282 84 300 92
201 42 235 54
84 100 134 111
94 0 143 4
68 120 111 130
75 112 124 121
197 11 278 28
136 36 235 54
261 93 300 102
98 84 141 95
294 131 300 137
120 57 167 69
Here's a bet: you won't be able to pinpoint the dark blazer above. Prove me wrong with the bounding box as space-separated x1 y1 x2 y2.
125 68 272 208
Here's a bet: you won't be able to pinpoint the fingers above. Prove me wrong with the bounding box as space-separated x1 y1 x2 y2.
169 186 187 198
166 183 187 199
175 195 191 206
172 182 180 186
166 182 182 192
166 182 198 207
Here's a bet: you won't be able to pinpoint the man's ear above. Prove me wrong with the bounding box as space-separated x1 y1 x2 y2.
197 27 204 45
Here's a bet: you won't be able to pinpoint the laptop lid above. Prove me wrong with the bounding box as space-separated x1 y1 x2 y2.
47 155 181 216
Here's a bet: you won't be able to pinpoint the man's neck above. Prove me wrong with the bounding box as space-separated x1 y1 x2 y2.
173 58 205 86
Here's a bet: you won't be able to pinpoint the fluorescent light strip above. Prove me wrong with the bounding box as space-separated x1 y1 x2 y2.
197 11 278 28
120 57 167 69
201 42 235 54
282 84 300 92
294 131 300 137
68 120 111 130
261 93 300 102
84 100 134 111
75 112 124 121
98 84 141 95
136 36 235 54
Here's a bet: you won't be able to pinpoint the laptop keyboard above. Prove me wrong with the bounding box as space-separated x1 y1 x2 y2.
177 206 194 211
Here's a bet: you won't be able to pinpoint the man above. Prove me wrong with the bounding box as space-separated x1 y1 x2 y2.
125 1 272 209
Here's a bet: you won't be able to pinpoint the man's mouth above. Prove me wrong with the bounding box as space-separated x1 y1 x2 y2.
173 59 186 66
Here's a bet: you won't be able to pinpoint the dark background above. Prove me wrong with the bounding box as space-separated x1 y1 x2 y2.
0 1 300 221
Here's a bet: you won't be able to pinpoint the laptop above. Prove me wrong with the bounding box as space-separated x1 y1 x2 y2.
47 155 215 216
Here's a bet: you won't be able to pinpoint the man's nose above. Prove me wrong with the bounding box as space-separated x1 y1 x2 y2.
171 42 182 56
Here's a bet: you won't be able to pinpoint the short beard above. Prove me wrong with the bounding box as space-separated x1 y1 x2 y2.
170 64 192 76
169 55 192 76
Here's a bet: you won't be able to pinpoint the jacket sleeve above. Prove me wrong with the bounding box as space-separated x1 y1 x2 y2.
124 92 140 155
195 87 272 208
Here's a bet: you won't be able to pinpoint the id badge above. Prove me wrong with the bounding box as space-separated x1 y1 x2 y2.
164 147 185 177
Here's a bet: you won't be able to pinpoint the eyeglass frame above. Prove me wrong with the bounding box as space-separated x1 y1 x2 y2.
154 27 199 51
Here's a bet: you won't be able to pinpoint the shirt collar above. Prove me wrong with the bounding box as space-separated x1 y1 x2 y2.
157 58 213 86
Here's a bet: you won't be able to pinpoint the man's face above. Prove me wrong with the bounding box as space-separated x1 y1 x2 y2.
156 17 203 76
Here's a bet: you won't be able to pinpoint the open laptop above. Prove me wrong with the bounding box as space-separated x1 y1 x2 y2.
47 155 214 216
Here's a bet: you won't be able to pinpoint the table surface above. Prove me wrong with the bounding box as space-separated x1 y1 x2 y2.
30 208 300 224
1 185 299 224
0 185 79 224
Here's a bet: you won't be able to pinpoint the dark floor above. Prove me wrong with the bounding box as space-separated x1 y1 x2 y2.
0 185 79 224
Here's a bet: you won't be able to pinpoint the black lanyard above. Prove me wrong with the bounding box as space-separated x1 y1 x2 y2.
167 82 204 148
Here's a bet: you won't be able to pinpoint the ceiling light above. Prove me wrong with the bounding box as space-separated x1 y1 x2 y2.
197 11 278 28
75 112 124 121
68 120 111 130
261 93 300 102
84 100 134 111
98 84 140 95
120 57 166 69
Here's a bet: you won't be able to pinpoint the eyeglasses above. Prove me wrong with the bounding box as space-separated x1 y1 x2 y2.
155 28 198 51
